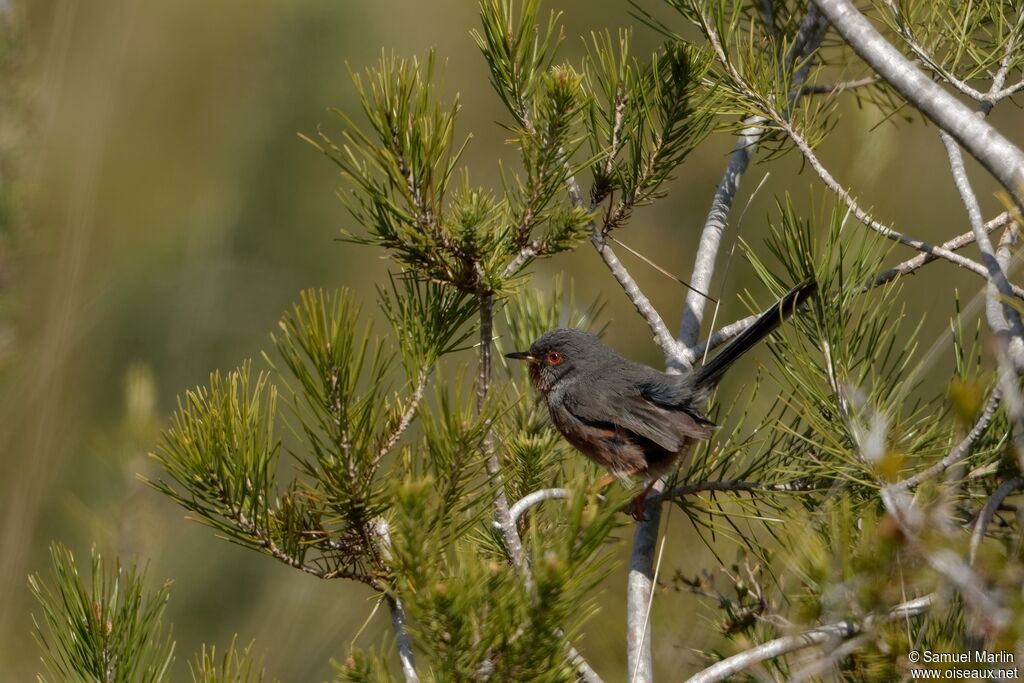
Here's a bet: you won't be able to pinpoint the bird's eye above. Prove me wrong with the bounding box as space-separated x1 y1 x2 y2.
546 351 563 365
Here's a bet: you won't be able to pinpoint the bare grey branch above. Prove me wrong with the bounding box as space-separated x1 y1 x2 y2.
881 487 1011 630
893 387 1002 491
970 476 1024 565
627 480 664 683
477 292 529 575
872 212 1015 288
592 228 685 365
679 7 827 359
375 518 421 683
508 487 571 526
776 115 1024 297
814 0 1024 207
686 596 932 683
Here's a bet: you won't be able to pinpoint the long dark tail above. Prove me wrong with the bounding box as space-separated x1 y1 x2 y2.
692 278 817 388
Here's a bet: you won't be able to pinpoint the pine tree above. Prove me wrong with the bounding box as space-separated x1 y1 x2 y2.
29 0 1024 680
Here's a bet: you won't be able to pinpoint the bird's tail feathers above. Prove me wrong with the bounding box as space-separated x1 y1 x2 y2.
692 278 817 388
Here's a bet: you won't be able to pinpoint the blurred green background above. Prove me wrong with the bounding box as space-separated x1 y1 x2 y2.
2 0 1022 680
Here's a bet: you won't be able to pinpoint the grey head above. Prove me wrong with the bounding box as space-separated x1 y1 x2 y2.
505 328 619 394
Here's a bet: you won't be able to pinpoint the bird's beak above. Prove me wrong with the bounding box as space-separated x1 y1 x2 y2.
505 351 539 364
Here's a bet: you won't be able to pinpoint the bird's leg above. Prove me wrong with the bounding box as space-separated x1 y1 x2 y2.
629 478 659 521
594 471 655 519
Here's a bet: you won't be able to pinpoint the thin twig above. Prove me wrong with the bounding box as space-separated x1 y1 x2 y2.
501 240 542 279
686 596 933 683
374 519 420 683
477 292 528 574
376 367 430 465
509 488 572 525
984 4 1024 113
561 134 684 362
813 0 1024 208
893 387 1002 491
881 487 1011 630
222 499 372 584
562 132 683 364
693 212 1016 358
591 222 684 364
872 212 1015 288
940 131 1024 359
882 0 989 104
969 476 1024 564
776 116 1024 296
799 74 881 96
604 89 627 181
610 237 717 303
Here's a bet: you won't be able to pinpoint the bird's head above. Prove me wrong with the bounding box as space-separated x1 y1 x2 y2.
505 328 606 394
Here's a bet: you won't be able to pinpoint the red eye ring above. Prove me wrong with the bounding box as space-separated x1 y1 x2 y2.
546 351 563 365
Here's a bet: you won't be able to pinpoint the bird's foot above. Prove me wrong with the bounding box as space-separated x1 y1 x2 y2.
628 478 660 521
629 494 650 521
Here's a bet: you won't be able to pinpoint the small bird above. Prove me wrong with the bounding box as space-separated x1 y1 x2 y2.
505 279 817 517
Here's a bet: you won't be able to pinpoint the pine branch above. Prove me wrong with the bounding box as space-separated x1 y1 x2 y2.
678 5 828 356
892 386 1002 491
880 487 1011 631
774 113 1024 296
940 131 1024 366
609 10 831 677
509 487 572 524
693 210 1016 358
477 291 528 574
882 1 1024 113
374 366 430 467
590 226 683 363
692 1 1024 299
626 482 663 683
812 0 1024 208
871 212 1016 289
501 240 542 279
373 519 420 683
685 596 933 683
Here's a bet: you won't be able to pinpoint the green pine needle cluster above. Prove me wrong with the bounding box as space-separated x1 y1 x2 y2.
30 544 174 683
190 638 273 683
30 543 274 683
385 481 620 683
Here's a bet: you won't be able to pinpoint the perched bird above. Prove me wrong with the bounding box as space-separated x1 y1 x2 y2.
505 279 817 516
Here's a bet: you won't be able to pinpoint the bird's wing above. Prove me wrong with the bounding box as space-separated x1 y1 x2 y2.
637 376 711 410
565 378 714 453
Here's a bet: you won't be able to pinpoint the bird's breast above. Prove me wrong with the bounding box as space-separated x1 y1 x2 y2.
545 397 663 478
